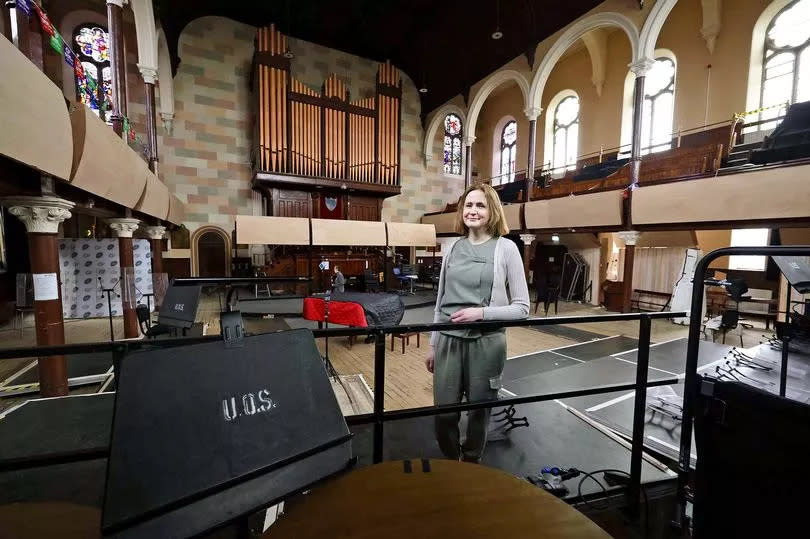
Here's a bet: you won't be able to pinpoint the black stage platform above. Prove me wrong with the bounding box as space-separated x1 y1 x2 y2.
0 352 114 398
8 335 807 512
0 393 113 471
560 339 810 468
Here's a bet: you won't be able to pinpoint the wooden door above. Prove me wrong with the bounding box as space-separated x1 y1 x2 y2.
198 232 227 277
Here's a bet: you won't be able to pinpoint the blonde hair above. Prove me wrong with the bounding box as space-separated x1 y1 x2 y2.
454 183 509 237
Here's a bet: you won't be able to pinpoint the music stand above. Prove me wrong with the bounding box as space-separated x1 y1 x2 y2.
98 277 121 342
154 283 202 336
773 256 810 294
101 327 353 538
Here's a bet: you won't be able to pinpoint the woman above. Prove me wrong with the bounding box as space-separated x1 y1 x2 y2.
425 183 529 462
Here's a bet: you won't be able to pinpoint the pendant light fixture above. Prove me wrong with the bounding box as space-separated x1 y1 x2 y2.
491 0 503 40
283 0 295 59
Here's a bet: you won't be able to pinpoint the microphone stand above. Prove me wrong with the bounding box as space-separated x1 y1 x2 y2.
99 277 121 342
324 289 333 376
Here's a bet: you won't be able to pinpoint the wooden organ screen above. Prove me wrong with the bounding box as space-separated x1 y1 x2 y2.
254 25 402 186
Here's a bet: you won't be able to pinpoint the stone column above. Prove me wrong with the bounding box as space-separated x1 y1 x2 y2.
628 59 655 187
139 65 160 173
463 135 476 188
619 230 642 314
143 225 166 308
524 107 542 198
4 1 30 55
5 196 74 396
107 0 127 136
519 234 536 286
106 218 140 338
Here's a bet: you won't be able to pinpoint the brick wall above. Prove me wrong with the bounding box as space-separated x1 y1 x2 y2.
157 16 458 234
156 16 254 233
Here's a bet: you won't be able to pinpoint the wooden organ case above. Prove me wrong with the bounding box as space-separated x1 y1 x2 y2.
251 24 402 223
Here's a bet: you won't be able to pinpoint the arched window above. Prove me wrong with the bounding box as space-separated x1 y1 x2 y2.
499 120 517 184
552 95 579 171
758 0 810 128
443 114 463 175
73 24 113 123
619 52 677 156
641 57 676 154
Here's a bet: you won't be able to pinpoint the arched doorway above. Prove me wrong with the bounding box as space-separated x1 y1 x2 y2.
191 226 231 277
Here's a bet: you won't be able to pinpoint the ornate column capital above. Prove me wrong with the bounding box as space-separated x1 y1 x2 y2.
106 0 126 7
3 196 74 234
106 218 141 238
519 234 537 245
618 230 642 246
160 112 175 136
142 225 166 240
137 63 158 84
524 107 543 121
629 57 656 77
462 135 477 147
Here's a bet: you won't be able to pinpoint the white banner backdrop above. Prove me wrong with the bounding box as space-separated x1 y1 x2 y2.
58 239 153 319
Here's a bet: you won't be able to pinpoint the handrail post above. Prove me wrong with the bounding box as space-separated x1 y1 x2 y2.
110 343 127 391
780 333 791 397
372 328 386 463
628 313 651 515
675 245 810 529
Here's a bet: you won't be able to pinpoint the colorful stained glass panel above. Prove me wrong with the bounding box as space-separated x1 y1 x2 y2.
75 26 109 62
502 121 517 146
444 114 462 135
443 114 463 174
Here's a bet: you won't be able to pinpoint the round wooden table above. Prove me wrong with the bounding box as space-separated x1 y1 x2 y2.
265 459 610 538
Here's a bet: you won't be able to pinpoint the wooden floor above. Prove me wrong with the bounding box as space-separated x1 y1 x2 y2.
316 326 578 411
0 295 773 413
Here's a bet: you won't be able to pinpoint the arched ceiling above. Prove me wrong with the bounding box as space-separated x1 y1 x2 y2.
157 0 603 118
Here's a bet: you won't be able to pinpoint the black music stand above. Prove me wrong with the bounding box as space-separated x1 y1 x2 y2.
773 256 810 294
693 377 810 538
101 326 353 538
152 283 202 336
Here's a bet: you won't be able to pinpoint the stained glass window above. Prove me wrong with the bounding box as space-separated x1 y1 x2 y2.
443 114 463 175
498 120 517 185
758 0 810 129
73 24 112 124
640 57 676 154
552 95 579 171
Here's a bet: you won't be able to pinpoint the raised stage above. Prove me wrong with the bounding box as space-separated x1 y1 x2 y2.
2 333 809 530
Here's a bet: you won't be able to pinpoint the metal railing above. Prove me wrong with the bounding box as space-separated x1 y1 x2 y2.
676 245 810 528
0 308 686 514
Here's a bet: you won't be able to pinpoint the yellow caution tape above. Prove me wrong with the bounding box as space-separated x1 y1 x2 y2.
0 382 40 396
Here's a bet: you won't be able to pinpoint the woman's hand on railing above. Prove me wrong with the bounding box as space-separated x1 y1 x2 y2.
450 307 484 323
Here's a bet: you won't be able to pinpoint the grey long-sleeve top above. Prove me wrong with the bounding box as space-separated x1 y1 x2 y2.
431 236 530 346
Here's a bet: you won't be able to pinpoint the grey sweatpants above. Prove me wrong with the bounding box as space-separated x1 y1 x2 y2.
433 331 506 461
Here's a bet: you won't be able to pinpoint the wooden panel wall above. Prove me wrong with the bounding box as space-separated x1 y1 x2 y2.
270 188 312 218
348 195 381 221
